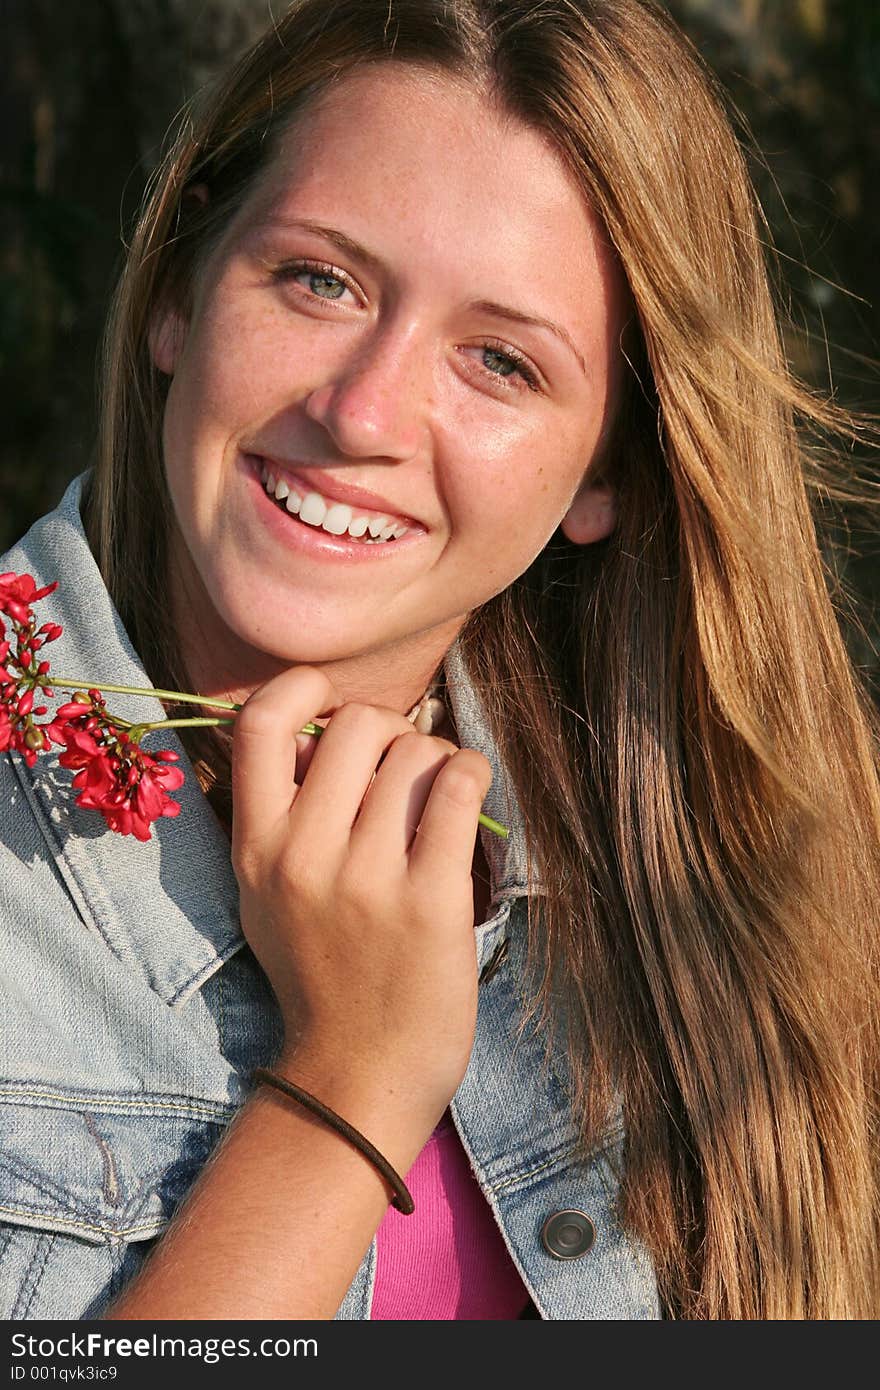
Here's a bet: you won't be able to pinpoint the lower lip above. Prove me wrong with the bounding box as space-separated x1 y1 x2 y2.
243 455 428 562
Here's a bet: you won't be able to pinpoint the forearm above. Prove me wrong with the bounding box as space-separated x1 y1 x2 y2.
102 678 483 1322
103 1083 421 1321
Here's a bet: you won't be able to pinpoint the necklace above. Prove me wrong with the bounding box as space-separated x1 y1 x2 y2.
405 681 450 735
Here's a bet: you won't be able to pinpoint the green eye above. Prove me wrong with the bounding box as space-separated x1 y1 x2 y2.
308 272 346 299
480 345 541 389
482 347 518 376
276 260 356 301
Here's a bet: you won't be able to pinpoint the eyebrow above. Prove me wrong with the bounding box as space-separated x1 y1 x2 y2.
467 299 589 379
260 216 589 377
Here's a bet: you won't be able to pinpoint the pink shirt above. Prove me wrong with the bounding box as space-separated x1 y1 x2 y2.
370 1109 531 1320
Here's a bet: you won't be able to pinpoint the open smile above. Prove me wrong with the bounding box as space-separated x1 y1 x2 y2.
243 454 429 562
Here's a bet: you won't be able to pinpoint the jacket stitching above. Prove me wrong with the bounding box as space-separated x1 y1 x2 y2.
216 971 226 1054
113 1144 218 1235
82 1113 121 1208
491 1146 581 1194
14 1231 55 1320
8 754 118 959
0 1136 229 1234
0 1155 94 1221
487 1124 625 1195
117 1175 170 1235
0 1088 235 1121
167 938 245 1008
0 1203 159 1241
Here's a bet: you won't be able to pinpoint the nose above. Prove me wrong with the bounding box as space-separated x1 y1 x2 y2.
303 329 426 461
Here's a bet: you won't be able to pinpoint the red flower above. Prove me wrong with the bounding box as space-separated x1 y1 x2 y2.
57 696 185 841
0 571 198 841
0 573 58 626
0 708 19 757
0 572 66 762
0 716 53 766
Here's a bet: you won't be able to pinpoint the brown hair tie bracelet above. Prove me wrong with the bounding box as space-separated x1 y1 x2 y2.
252 1067 415 1215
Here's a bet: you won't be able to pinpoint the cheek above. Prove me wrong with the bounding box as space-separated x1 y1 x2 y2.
162 324 274 482
160 357 231 549
185 297 299 422
447 426 586 547
160 374 195 497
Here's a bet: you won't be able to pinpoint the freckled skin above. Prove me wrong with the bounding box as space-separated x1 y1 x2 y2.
152 65 626 712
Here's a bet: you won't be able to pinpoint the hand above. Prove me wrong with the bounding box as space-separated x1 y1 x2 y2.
230 665 493 1137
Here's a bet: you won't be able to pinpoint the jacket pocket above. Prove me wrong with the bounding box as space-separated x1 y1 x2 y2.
0 1085 233 1318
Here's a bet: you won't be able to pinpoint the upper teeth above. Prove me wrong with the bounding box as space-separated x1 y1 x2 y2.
261 467 411 542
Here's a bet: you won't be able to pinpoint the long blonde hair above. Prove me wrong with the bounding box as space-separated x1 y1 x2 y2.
84 0 880 1317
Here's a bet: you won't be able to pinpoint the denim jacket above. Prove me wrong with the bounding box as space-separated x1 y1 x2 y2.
0 476 659 1320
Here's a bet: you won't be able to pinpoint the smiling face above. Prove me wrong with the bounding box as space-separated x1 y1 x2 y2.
153 64 627 708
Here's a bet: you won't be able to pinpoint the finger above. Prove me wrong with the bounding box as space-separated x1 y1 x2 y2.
350 733 457 862
232 665 341 852
407 748 493 882
293 729 322 784
286 702 417 848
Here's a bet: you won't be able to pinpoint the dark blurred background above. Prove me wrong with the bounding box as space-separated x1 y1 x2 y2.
3 0 879 668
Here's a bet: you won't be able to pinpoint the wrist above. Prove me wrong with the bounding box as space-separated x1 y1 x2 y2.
252 1068 415 1215
270 1045 444 1170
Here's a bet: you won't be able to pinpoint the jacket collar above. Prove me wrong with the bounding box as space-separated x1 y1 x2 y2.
443 641 547 902
4 474 541 1008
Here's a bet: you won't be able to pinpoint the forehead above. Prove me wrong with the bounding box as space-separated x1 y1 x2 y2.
236 63 610 277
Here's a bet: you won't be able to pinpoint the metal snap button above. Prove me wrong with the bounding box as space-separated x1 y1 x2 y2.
540 1209 596 1259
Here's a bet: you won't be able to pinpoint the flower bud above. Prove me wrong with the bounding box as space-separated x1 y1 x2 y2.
55 701 87 720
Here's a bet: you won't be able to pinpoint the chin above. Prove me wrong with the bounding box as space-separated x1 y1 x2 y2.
215 607 371 670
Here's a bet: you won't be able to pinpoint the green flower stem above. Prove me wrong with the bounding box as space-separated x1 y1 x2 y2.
133 718 237 737
52 678 510 840
51 677 241 712
477 814 509 839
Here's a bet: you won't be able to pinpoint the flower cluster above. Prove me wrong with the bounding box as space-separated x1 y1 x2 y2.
0 572 66 765
55 691 185 841
1 571 186 839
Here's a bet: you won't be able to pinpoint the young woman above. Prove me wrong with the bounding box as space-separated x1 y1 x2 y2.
1 0 878 1320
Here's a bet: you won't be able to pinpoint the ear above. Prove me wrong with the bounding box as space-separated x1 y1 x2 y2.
147 184 209 377
148 305 188 377
559 475 617 545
